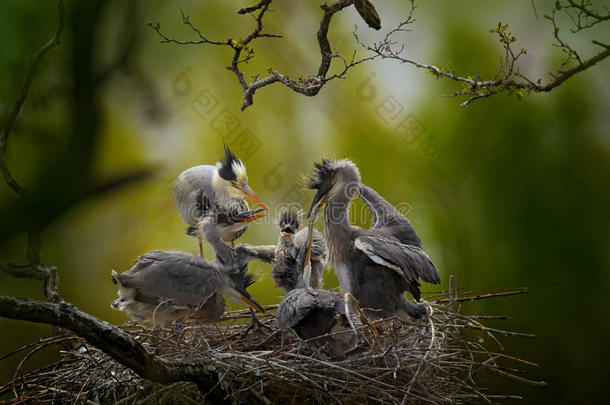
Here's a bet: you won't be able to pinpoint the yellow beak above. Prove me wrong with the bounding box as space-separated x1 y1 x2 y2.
240 184 269 211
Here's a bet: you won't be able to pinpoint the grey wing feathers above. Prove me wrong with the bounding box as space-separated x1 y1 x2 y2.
359 184 422 247
359 184 397 229
118 251 222 307
173 165 216 226
294 228 327 263
271 247 299 292
310 229 327 263
236 244 277 264
276 289 316 329
276 288 339 330
309 260 325 290
355 235 440 285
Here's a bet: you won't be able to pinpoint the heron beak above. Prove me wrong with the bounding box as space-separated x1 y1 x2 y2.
232 208 266 224
240 184 269 211
236 288 265 313
307 186 331 219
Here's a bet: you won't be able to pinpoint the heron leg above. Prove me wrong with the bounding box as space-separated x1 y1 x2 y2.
198 237 205 258
150 326 162 354
173 320 190 345
241 308 271 337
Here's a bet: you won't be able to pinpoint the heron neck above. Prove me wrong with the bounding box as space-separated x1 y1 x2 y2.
324 188 353 268
205 231 236 266
211 171 234 201
279 234 294 250
324 188 353 231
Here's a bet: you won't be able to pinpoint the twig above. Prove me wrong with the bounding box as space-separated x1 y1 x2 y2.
149 0 382 111
0 296 231 403
0 0 64 195
0 262 60 303
358 0 609 107
0 336 75 362
435 288 528 304
1 291 543 403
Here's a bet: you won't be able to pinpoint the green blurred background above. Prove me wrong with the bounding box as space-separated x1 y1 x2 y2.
1 0 609 403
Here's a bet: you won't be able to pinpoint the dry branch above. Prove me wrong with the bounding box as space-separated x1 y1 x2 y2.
0 287 545 404
357 0 610 106
150 0 609 110
150 0 381 110
0 0 64 196
0 263 59 304
0 296 230 403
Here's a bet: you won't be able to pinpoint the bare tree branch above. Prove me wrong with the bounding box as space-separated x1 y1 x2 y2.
1 263 60 303
0 0 153 297
0 296 231 403
150 0 380 110
0 0 64 195
0 158 27 196
149 0 609 110
563 0 610 31
358 0 610 107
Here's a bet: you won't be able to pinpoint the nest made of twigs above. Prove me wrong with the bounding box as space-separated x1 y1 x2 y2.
1 287 545 404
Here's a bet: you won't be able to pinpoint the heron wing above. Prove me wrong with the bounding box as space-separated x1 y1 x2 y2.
358 184 421 247
309 260 325 290
276 288 338 330
236 244 276 264
293 227 327 263
173 165 218 226
355 235 440 286
119 251 222 307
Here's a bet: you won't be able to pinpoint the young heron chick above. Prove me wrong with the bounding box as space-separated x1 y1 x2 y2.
276 286 356 360
272 209 327 291
111 209 266 328
273 210 354 359
305 159 441 321
174 145 268 256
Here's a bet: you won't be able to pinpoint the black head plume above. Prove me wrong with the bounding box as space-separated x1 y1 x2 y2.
218 145 241 181
242 270 258 289
279 208 300 233
308 159 336 189
229 263 258 289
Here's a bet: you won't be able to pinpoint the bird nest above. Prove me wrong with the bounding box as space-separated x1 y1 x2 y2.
1 286 544 404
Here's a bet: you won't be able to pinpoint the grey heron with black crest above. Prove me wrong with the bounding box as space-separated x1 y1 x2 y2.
173 145 268 256
303 159 441 321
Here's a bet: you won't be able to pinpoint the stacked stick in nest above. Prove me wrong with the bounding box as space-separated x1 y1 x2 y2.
0 285 545 404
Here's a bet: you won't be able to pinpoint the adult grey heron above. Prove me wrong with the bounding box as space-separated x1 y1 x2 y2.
304 159 441 320
272 209 326 291
174 145 269 256
274 212 355 359
111 209 266 328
